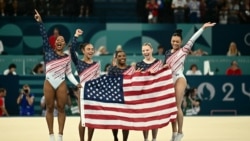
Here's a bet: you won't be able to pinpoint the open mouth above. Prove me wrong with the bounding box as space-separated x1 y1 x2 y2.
56 43 63 48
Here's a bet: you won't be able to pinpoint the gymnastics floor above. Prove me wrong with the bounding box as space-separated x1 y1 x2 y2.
0 116 249 141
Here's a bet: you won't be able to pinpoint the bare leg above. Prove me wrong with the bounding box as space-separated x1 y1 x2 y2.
143 130 149 141
44 80 56 135
76 88 86 141
112 129 119 141
174 78 186 133
122 129 129 141
79 121 85 141
171 121 177 133
55 81 68 135
152 129 158 140
87 127 94 141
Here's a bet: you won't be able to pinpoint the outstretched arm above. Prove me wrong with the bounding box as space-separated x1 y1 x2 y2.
183 22 216 51
190 22 216 42
70 29 83 66
34 9 51 52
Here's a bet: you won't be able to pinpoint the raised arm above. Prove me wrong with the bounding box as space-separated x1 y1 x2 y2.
70 29 83 66
183 22 216 51
34 9 51 52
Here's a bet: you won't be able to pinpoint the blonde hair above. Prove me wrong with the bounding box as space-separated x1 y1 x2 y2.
227 42 240 56
142 42 153 48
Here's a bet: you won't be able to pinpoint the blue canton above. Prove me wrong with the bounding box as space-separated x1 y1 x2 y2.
84 75 124 103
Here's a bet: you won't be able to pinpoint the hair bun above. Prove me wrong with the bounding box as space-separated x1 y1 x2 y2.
175 29 182 34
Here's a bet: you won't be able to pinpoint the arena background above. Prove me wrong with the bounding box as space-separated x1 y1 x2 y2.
0 0 250 140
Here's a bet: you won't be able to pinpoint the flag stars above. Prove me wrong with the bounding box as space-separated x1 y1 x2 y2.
84 75 124 103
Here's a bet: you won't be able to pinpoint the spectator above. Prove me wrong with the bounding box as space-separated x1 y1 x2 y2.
0 88 9 116
0 40 5 54
49 0 64 16
239 0 250 24
192 48 208 56
31 62 44 75
187 0 201 23
227 41 241 56
78 0 93 17
16 84 35 116
218 3 228 24
226 60 242 75
94 46 109 56
199 0 207 22
3 0 17 16
227 0 240 24
182 87 201 116
172 0 187 23
146 0 159 23
155 45 165 55
0 0 5 16
115 44 123 52
49 27 60 49
3 63 17 75
12 0 17 16
186 64 202 75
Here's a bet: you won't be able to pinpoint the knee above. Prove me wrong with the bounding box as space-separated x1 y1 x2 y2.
56 104 65 113
176 105 182 110
46 105 55 113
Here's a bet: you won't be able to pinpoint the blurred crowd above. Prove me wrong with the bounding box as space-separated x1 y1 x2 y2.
0 0 249 24
0 0 93 17
138 0 250 24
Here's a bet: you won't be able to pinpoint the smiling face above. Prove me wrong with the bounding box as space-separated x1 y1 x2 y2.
54 36 66 51
171 35 182 51
82 44 95 59
116 51 126 66
142 44 153 60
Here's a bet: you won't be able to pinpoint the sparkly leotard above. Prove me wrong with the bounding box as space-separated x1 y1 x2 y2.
39 23 78 89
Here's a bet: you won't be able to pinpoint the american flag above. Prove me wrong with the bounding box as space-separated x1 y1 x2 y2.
80 68 177 130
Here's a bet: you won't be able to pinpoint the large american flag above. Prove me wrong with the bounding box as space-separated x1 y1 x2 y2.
80 68 177 130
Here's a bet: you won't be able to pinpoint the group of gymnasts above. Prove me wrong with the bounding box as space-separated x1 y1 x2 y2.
34 9 216 141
